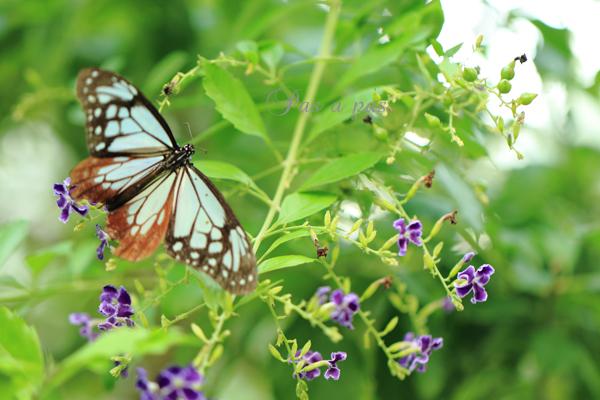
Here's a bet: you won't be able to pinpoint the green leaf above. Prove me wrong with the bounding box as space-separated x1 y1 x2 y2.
260 43 284 74
306 88 375 144
444 42 463 57
25 240 73 275
201 57 269 140
258 255 316 274
195 160 261 192
259 230 311 262
51 328 194 389
275 192 337 226
299 153 382 190
0 306 43 398
0 220 28 267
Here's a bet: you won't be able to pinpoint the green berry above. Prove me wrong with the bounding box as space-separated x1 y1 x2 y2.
497 79 512 94
501 60 516 80
372 90 382 103
373 124 388 142
518 92 538 105
442 90 454 107
424 113 441 128
462 67 478 82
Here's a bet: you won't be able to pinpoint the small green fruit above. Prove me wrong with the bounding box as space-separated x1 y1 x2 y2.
373 124 388 142
518 92 537 105
497 79 512 94
442 90 454 107
462 67 478 82
501 60 516 80
424 113 441 128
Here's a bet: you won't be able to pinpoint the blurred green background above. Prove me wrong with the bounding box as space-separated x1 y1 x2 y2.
1 0 600 399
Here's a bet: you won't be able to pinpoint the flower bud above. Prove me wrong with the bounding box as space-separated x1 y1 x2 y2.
462 252 474 263
209 344 224 365
373 89 382 103
161 314 170 327
497 79 512 94
348 218 363 236
372 198 397 212
191 323 208 343
423 252 434 272
442 90 454 107
517 92 537 105
300 341 312 357
139 312 150 330
501 60 516 80
360 280 382 302
329 215 339 235
372 124 389 142
475 34 484 49
380 234 400 251
324 210 331 227
433 241 444 258
380 316 398 336
462 67 478 82
366 220 374 237
424 112 440 128
497 116 504 133
269 343 284 361
405 176 425 202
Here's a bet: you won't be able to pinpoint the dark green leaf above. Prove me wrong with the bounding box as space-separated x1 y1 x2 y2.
258 255 315 274
0 306 43 397
195 160 262 192
299 153 381 190
201 58 269 140
25 240 73 275
275 192 337 226
259 230 311 262
0 220 28 266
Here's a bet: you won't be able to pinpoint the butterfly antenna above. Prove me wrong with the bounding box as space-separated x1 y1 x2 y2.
184 122 207 154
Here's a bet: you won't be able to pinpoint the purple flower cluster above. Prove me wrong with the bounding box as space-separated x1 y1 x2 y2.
291 351 347 381
314 287 360 329
330 289 360 329
69 285 136 341
398 332 443 373
68 312 99 342
454 264 495 304
98 285 135 330
393 218 423 256
95 224 110 260
136 365 205 400
53 177 89 223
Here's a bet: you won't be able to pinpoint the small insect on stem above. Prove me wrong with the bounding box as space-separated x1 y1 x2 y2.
184 122 207 154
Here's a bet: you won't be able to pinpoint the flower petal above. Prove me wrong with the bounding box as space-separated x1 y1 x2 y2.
397 237 408 256
472 283 488 303
476 264 495 277
456 265 475 283
117 286 132 305
324 366 340 380
407 220 422 232
330 288 344 306
408 230 422 246
392 218 406 233
455 282 474 298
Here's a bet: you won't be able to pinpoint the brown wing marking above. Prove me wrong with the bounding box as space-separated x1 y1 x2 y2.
105 173 176 262
70 156 163 207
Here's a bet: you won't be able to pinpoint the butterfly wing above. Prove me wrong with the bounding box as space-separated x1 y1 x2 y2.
104 172 177 261
76 68 177 156
164 164 257 295
71 68 179 209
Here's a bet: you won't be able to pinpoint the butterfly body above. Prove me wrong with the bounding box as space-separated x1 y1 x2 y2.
70 68 257 295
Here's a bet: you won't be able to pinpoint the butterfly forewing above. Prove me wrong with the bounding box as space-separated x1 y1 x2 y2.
76 68 177 157
164 165 257 295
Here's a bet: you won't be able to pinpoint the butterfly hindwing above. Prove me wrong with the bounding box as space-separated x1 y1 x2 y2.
76 68 177 157
105 172 177 262
164 165 257 295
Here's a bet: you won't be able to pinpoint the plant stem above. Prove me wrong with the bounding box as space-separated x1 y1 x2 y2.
252 0 341 254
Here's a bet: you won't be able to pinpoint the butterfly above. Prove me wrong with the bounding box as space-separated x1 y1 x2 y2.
69 68 257 295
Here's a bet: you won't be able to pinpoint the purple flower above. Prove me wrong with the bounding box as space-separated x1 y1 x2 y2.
291 350 323 381
324 352 346 380
115 360 129 379
157 365 205 400
315 286 331 306
393 218 423 256
98 285 135 331
397 333 443 373
135 368 161 400
440 296 455 313
68 312 99 342
330 289 360 329
454 264 495 304
461 252 474 263
95 224 110 260
53 177 89 223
